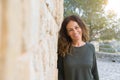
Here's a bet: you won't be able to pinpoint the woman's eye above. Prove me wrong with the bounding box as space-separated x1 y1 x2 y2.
75 26 79 29
68 29 73 32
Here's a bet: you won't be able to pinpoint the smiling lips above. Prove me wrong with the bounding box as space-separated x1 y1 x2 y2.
73 33 80 39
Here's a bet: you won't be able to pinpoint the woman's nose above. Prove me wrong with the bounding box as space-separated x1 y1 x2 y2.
73 29 77 33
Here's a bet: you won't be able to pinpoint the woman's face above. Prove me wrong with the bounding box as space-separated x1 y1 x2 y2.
66 20 82 42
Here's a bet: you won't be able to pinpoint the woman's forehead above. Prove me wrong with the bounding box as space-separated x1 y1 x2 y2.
66 21 79 29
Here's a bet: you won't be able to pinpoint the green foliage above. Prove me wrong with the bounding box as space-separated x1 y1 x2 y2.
114 18 120 40
99 42 116 53
100 28 116 40
99 48 116 53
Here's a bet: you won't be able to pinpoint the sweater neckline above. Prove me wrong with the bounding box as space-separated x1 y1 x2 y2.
72 42 87 48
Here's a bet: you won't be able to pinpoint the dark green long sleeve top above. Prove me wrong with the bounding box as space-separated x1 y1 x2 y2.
57 42 99 80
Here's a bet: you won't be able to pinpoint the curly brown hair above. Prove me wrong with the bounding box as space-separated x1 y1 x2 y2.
58 15 89 57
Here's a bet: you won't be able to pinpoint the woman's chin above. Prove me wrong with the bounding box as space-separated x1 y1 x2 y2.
73 37 81 41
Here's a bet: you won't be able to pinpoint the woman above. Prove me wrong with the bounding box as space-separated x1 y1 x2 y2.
57 15 99 80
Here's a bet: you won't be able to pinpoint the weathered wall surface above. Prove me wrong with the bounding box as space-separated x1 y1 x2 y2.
0 0 63 80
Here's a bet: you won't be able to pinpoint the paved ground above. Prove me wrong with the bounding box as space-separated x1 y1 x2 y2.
97 60 120 80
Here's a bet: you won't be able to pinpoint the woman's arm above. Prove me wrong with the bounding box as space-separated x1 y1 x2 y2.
57 54 64 80
91 45 99 80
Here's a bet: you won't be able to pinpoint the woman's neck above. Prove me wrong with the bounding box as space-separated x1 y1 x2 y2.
72 40 85 47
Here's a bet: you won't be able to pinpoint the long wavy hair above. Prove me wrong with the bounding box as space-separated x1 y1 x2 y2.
58 15 89 57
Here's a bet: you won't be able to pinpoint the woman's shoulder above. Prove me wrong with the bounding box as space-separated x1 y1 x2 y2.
86 42 95 50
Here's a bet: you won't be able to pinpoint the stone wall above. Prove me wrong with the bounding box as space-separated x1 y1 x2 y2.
0 0 63 80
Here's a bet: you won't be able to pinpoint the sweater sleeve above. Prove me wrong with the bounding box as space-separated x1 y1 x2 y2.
91 45 99 80
57 54 64 80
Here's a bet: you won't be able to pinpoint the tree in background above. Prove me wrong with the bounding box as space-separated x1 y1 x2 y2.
114 18 120 40
64 0 120 41
100 10 119 41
